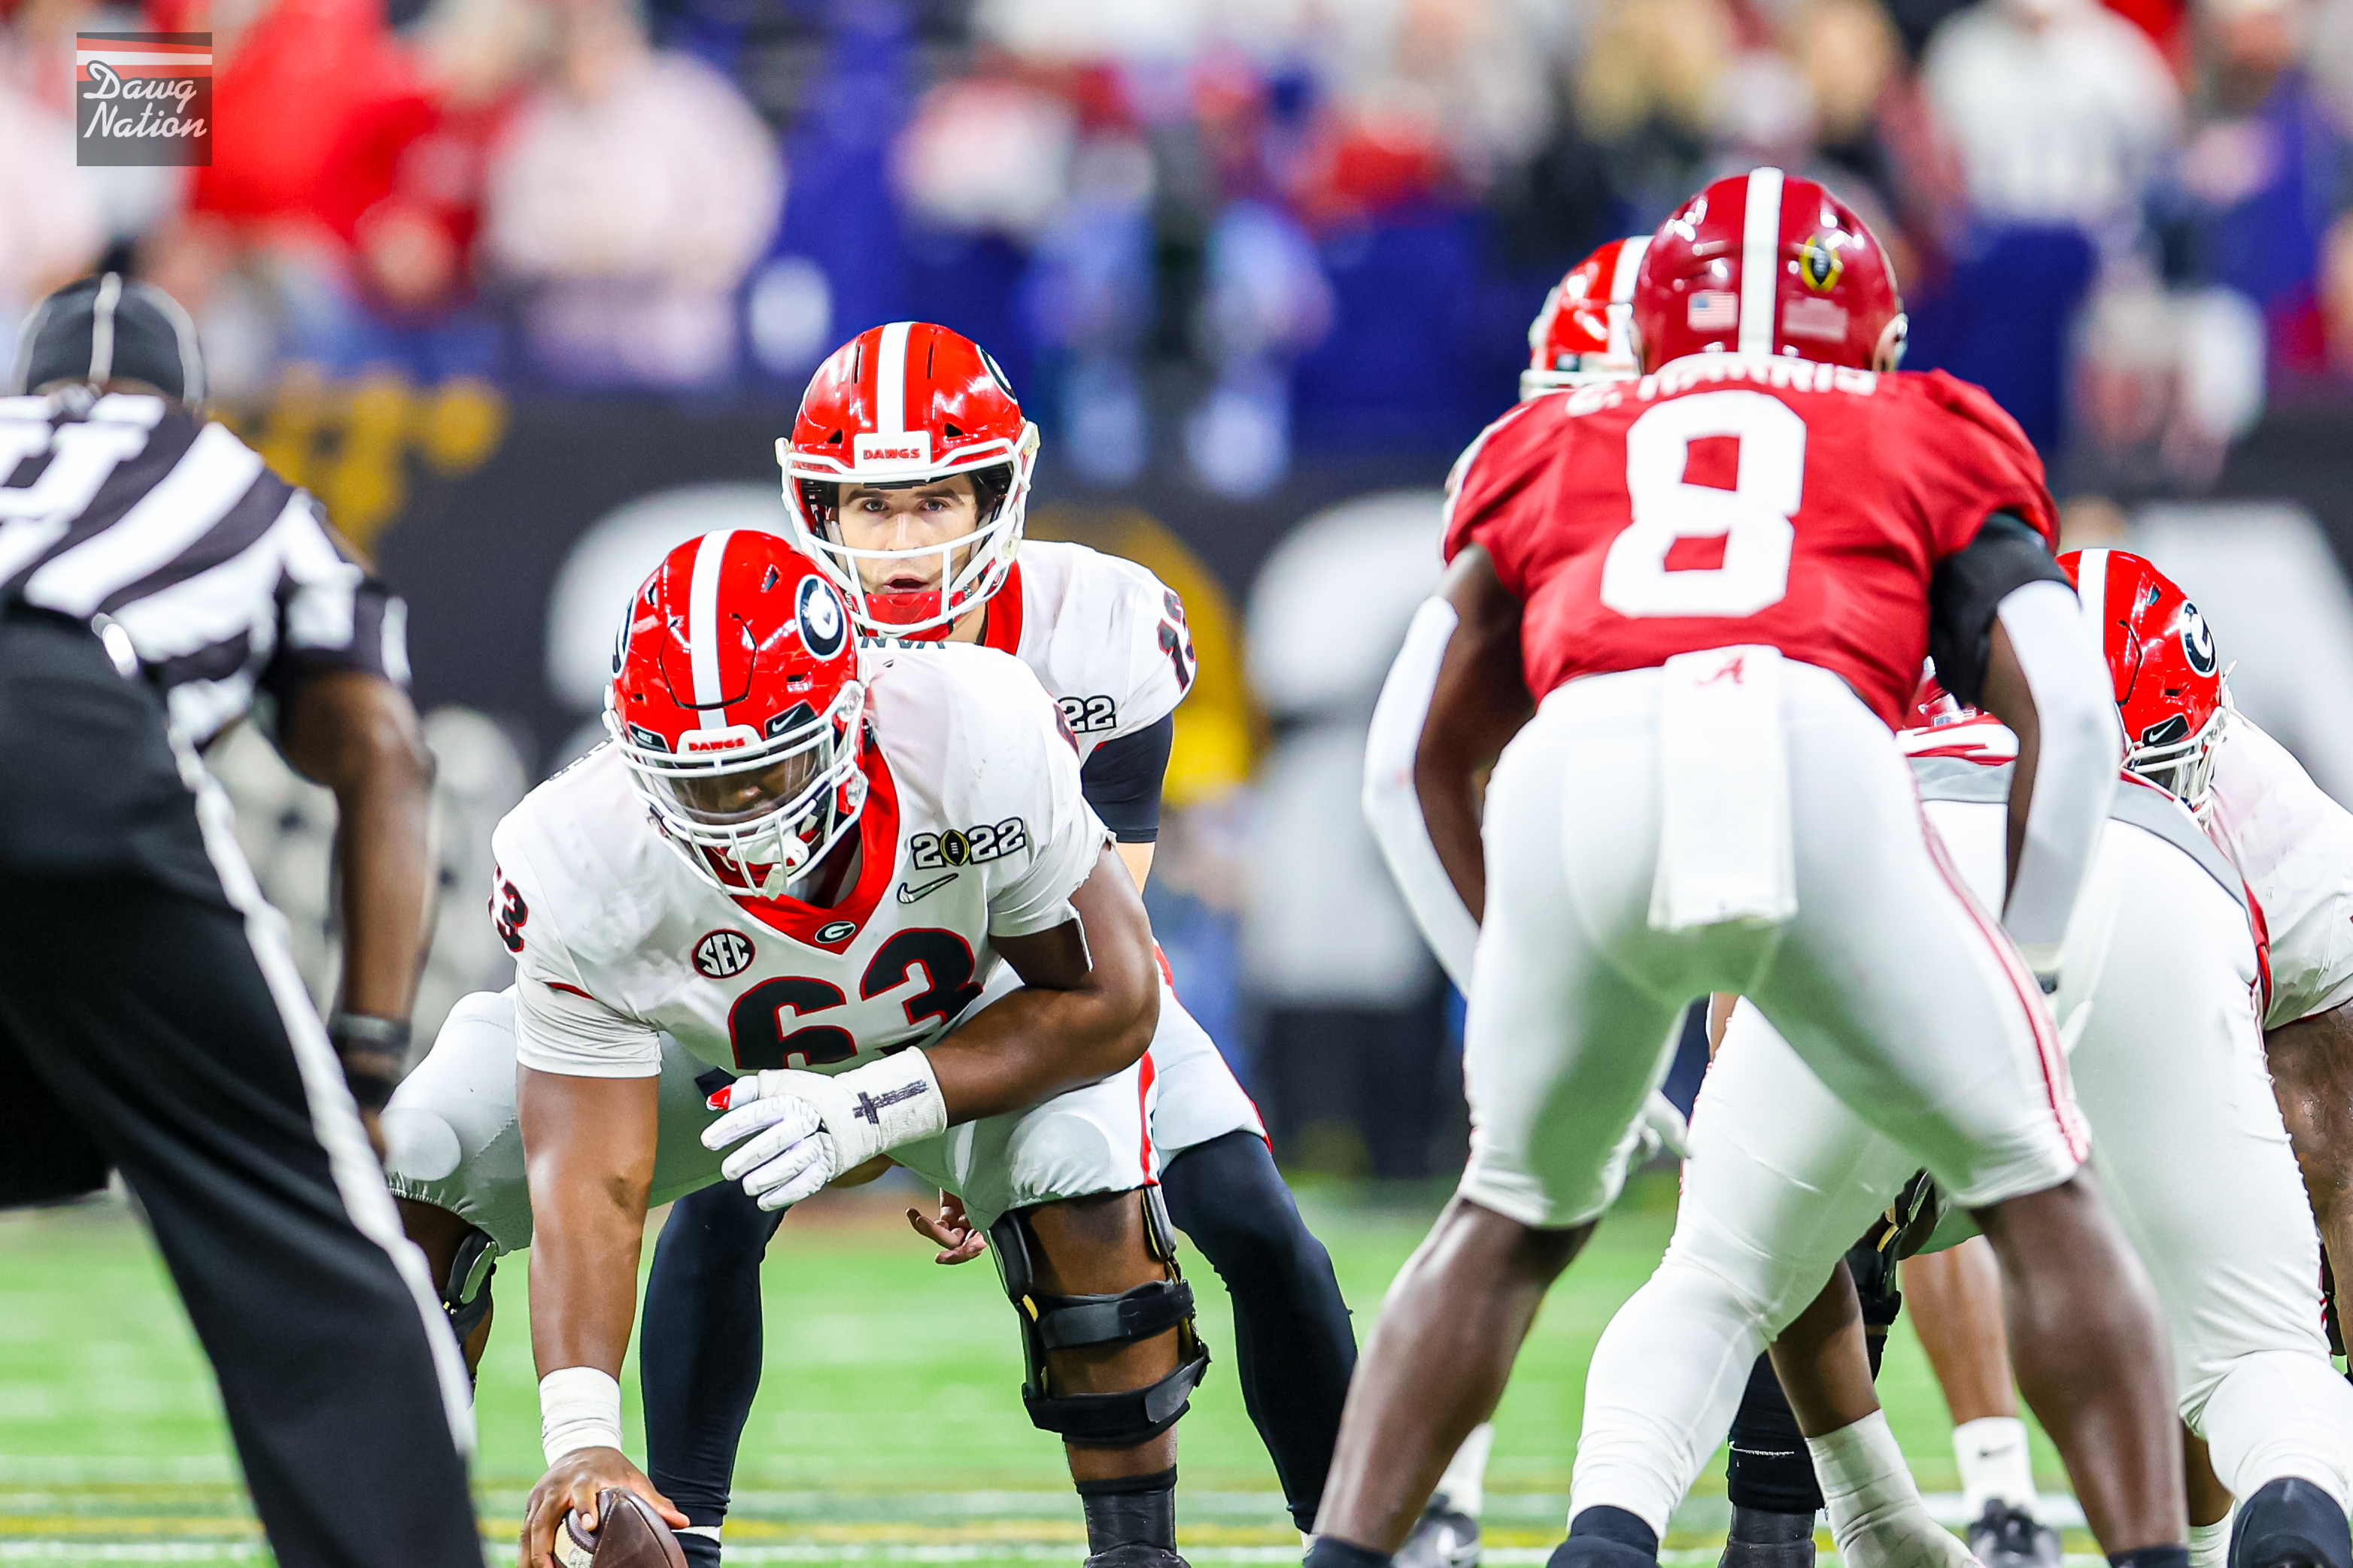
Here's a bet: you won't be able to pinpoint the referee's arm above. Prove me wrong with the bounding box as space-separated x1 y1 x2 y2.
247 502 437 1139
276 667 436 1122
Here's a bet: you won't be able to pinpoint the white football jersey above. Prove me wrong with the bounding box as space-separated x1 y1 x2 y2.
490 644 1109 1079
1906 711 2353 1030
868 540 1195 760
2206 715 2353 1029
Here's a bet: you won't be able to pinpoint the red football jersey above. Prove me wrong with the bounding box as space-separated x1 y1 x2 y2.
1443 356 2059 728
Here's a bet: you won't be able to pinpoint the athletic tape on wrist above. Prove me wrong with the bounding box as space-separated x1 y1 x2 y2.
830 1049 946 1160
539 1366 624 1466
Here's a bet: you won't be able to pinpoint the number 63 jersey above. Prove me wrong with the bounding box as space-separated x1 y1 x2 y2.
489 643 1109 1081
1444 356 2060 726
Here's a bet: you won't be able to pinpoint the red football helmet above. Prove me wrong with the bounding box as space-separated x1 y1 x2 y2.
1521 236 1650 400
2060 548 2230 811
1908 667 1969 728
1632 167 1906 374
606 529 869 899
778 320 1041 638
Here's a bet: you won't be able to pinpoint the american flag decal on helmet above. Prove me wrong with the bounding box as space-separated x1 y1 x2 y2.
1687 293 1739 330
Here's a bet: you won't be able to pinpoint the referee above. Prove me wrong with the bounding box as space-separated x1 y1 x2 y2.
0 275 482 1565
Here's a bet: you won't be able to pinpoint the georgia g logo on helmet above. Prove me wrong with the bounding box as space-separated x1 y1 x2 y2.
797 573 846 659
2180 602 2218 676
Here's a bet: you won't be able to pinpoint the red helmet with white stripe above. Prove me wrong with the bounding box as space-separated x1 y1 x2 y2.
1632 167 1906 374
1908 667 1969 728
1521 237 1650 399
778 321 1041 638
2061 548 2230 812
606 529 868 899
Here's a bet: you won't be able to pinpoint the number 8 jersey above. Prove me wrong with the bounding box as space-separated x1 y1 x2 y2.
490 642 1107 1081
1444 356 2061 727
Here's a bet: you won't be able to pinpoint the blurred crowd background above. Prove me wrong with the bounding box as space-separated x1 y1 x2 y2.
13 0 2353 1181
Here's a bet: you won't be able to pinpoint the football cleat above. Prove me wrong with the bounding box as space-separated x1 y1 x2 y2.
1720 1506 1817 1568
1080 1546 1189 1568
1963 1500 2062 1568
1632 167 1906 375
1396 1495 1483 1568
2229 1478 2353 1568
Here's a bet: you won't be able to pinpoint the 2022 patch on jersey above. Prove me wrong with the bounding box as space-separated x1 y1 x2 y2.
487 643 1109 1080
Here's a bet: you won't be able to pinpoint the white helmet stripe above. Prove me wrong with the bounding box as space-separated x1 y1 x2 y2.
1739 166 1784 358
688 528 736 710
2074 547 2110 626
873 320 912 438
1605 235 1650 360
1608 236 1650 305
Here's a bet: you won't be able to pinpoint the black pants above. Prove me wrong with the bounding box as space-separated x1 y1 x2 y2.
0 612 480 1568
643 1131 1359 1546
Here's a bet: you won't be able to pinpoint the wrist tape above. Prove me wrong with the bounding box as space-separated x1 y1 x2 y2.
824 1050 947 1166
539 1366 624 1466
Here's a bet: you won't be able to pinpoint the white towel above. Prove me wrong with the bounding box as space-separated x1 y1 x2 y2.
1647 644 1798 933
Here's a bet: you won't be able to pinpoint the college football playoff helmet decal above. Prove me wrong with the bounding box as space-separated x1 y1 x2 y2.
1632 167 1906 374
1521 236 1650 400
778 320 1042 638
2062 547 2230 811
608 529 870 898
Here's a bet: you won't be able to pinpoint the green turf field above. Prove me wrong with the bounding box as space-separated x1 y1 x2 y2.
0 1170 2070 1566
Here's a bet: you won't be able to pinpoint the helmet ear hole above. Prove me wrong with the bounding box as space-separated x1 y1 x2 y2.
970 463 1015 526
797 479 839 526
1874 313 1908 373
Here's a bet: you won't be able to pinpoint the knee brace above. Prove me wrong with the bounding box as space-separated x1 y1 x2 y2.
442 1226 498 1345
989 1188 1211 1448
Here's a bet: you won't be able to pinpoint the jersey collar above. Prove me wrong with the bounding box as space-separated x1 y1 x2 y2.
730 739 901 953
979 560 1024 654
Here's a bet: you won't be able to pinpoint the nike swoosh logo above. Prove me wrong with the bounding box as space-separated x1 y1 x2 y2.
896 873 958 905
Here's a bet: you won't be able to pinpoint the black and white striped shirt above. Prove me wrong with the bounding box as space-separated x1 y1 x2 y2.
0 389 405 746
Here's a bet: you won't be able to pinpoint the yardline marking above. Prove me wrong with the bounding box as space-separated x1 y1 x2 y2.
0 1475 2087 1530
0 1550 2120 1567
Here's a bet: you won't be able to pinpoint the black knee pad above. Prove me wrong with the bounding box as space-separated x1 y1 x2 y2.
989 1189 1211 1448
442 1226 497 1343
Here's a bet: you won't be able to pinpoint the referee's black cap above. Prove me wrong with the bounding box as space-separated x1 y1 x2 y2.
10 273 206 404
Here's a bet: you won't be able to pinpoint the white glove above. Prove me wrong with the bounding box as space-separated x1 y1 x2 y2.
701 1052 946 1212
1639 1092 1691 1160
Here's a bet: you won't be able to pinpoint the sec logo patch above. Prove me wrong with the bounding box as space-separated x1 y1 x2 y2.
694 929 757 979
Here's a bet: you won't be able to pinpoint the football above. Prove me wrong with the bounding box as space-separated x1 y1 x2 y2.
554 1489 688 1568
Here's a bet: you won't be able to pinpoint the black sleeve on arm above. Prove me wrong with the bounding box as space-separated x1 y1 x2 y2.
1080 714 1173 844
1926 511 2071 707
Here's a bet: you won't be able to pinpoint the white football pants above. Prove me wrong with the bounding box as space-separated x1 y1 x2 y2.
1459 662 2082 1233
1570 805 2353 1539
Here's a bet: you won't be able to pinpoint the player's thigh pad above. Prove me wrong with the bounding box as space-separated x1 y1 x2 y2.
1750 673 2084 1210
1143 980 1264 1157
383 988 533 1253
384 988 728 1254
1570 1006 1922 1534
1458 679 1691 1230
2068 822 2334 1418
1672 1001 1922 1331
895 1059 1157 1233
